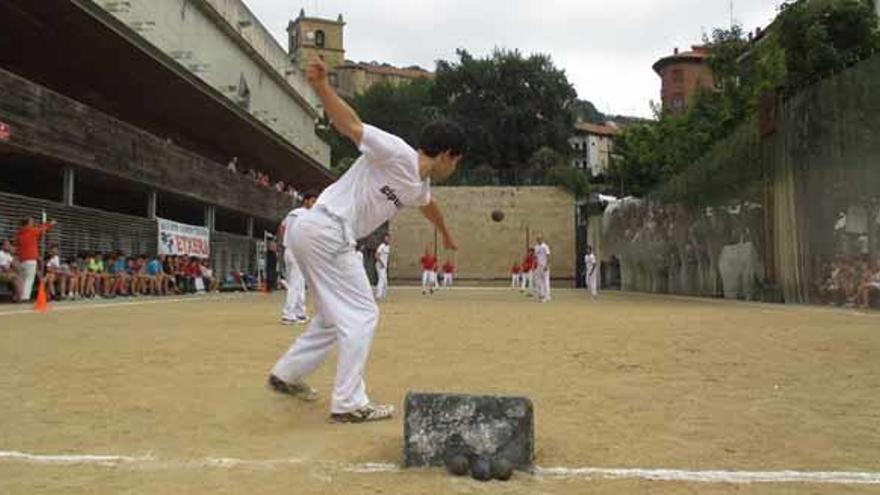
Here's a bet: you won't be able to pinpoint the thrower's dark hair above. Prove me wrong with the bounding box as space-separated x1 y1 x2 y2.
417 120 466 158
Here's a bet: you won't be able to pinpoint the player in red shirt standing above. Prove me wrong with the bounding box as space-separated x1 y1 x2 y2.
420 247 437 295
511 261 521 289
441 259 455 288
15 217 55 302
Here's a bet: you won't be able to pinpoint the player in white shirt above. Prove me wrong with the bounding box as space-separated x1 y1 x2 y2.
279 191 319 325
535 236 551 302
374 234 391 300
268 57 464 424
584 245 598 299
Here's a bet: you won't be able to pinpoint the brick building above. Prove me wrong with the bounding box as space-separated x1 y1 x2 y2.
653 45 715 114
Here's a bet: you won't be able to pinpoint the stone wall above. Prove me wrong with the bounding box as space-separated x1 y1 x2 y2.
389 187 576 281
598 53 880 306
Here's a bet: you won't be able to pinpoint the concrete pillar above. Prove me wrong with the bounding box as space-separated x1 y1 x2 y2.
62 167 75 206
204 205 216 231
147 191 158 219
246 216 255 238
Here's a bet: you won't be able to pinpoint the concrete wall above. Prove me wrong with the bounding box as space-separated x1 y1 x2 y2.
389 187 576 281
599 53 880 305
96 0 330 166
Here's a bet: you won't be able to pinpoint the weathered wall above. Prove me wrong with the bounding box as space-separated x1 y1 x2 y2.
599 53 880 306
96 0 330 165
389 187 576 281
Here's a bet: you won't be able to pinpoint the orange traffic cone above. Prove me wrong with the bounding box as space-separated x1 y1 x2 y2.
34 278 49 312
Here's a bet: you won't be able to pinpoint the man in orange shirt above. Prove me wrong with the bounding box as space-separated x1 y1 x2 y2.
16 217 55 302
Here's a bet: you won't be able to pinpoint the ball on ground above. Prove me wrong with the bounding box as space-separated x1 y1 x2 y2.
445 454 469 476
470 456 492 481
491 210 504 222
490 457 513 481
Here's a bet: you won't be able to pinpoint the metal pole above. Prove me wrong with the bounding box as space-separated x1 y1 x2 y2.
40 210 47 278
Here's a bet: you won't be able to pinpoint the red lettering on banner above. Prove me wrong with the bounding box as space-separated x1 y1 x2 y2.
170 234 209 258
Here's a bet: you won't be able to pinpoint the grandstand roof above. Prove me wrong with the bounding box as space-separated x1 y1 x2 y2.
0 0 334 191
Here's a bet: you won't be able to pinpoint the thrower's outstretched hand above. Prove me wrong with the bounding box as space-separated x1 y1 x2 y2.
306 56 364 146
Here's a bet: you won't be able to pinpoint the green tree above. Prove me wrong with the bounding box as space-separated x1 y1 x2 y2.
777 0 880 91
431 49 578 171
571 99 605 124
322 78 436 170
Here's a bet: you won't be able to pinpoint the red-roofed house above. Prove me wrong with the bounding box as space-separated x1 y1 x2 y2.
653 45 715 114
569 122 620 177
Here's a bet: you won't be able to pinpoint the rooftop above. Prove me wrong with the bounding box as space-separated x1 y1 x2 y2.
653 45 711 74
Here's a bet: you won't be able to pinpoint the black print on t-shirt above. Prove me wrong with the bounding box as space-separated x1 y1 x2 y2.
380 185 403 208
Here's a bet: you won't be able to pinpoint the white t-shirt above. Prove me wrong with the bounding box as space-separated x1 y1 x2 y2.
584 253 597 272
536 242 551 267
0 250 12 270
316 125 431 239
47 255 61 269
376 243 390 269
282 207 307 248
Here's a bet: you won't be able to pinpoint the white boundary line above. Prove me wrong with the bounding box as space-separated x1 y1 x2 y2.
534 466 880 484
0 293 259 317
2 450 879 485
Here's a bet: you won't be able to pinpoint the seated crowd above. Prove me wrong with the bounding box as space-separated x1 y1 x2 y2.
0 245 232 302
226 156 302 201
817 256 880 308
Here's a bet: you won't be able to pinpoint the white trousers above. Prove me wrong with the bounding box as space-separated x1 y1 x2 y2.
271 210 378 414
511 274 518 288
282 248 306 319
585 266 599 297
536 265 551 301
19 260 37 302
375 265 388 299
422 270 436 290
521 271 532 291
442 273 453 287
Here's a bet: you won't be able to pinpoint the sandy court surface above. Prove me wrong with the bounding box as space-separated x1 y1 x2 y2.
1 288 879 494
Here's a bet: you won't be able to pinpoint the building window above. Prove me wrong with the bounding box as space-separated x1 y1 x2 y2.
671 93 685 111
315 30 325 48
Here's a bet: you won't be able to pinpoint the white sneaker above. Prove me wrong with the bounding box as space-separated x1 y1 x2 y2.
330 403 395 423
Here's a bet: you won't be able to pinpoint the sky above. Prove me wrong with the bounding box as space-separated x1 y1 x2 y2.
244 0 787 118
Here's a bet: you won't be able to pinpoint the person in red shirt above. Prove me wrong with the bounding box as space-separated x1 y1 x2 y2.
15 217 55 302
442 259 455 288
420 247 437 295
511 262 521 289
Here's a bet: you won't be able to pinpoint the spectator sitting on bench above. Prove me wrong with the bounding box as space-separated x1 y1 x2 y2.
0 240 22 302
44 245 67 300
109 253 130 296
857 259 880 309
146 255 165 295
199 259 220 293
66 256 83 300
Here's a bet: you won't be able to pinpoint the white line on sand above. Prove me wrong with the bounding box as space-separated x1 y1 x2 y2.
534 466 880 484
0 293 257 317
2 450 879 485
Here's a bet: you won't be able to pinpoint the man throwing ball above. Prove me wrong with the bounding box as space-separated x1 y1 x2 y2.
268 57 464 423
